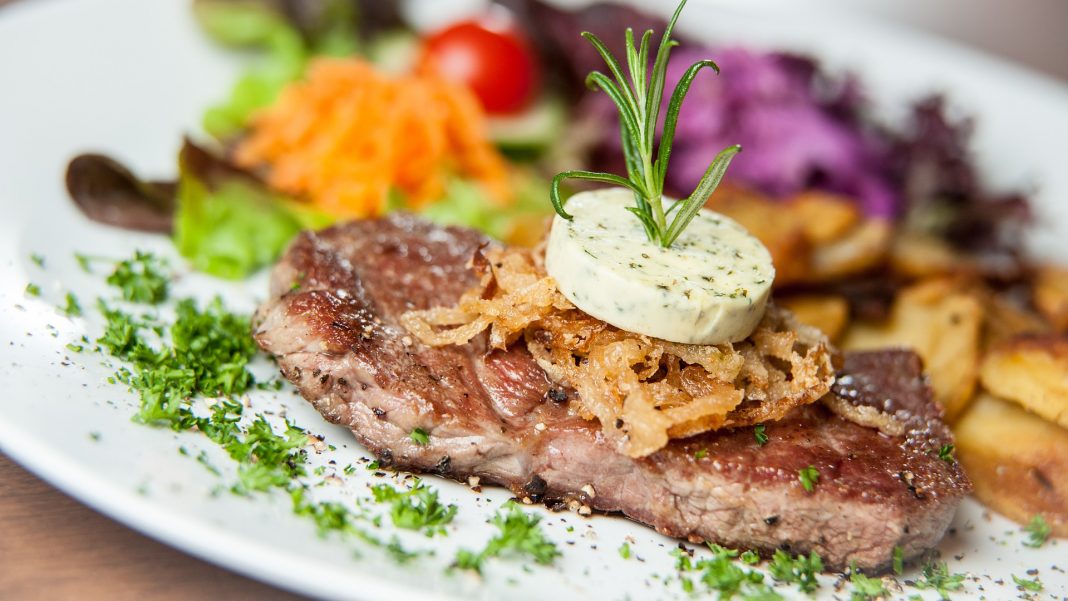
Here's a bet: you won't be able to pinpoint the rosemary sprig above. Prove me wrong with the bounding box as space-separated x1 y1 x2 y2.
549 0 741 248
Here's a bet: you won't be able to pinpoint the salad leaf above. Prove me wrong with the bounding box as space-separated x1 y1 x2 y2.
417 175 551 245
65 154 176 233
195 1 308 139
174 141 329 279
195 0 378 140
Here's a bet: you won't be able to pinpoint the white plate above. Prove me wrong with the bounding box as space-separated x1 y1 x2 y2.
0 1 1066 600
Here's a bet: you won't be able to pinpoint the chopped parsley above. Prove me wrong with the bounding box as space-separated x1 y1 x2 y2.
754 424 768 446
798 466 819 493
30 253 45 268
195 450 221 476
290 488 419 563
1012 574 1043 592
913 560 966 598
454 502 560 573
618 542 632 559
674 544 782 599
937 444 955 462
892 546 904 575
82 253 459 567
25 283 41 297
61 292 83 317
768 549 823 594
740 550 760 565
106 251 169 304
409 427 430 446
1023 514 1050 548
849 568 888 601
75 252 93 273
371 479 457 536
694 448 708 460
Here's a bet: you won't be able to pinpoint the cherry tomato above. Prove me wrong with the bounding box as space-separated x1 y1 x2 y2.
420 16 540 115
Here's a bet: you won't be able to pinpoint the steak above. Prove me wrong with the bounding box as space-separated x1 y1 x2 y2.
254 215 970 570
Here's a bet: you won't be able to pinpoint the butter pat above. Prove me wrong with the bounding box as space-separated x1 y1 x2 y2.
545 188 774 345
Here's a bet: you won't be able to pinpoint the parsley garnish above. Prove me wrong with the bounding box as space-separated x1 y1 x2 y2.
768 549 823 594
798 466 819 493
74 252 93 273
913 560 966 598
1012 574 1043 592
410 427 430 446
372 479 457 536
30 253 45 268
754 424 768 446
196 450 221 476
937 444 955 462
618 542 632 559
290 488 420 563
740 550 760 565
849 568 888 601
454 502 560 572
674 544 782 599
25 283 41 297
892 546 904 576
694 448 708 460
106 251 169 304
1023 514 1050 548
61 292 82 317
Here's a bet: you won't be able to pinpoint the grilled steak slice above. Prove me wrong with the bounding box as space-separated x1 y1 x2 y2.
254 215 970 571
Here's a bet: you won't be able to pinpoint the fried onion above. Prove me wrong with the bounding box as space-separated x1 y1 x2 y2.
402 247 837 457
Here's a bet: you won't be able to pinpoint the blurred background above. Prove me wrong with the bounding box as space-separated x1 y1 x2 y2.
1 0 1064 81
396 0 1068 82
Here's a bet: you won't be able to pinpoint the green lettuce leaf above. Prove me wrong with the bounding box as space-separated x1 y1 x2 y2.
173 141 331 279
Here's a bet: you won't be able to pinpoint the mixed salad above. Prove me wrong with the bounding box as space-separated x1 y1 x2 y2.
66 0 1027 282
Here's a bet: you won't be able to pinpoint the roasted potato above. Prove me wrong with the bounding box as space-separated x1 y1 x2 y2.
977 289 1049 350
709 188 889 287
955 393 1068 537
777 294 850 343
889 230 964 279
843 279 983 421
707 187 811 285
1034 264 1068 332
809 219 891 282
791 191 861 244
980 335 1068 429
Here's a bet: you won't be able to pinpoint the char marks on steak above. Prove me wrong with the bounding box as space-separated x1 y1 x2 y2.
254 215 970 570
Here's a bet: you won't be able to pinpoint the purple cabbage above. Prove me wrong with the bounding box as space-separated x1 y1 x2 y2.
589 46 899 218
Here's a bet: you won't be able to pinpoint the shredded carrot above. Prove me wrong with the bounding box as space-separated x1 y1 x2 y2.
234 58 512 217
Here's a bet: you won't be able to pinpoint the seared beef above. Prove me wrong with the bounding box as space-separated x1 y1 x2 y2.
254 215 970 570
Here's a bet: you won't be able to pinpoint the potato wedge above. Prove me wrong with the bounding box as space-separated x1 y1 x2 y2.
791 191 861 244
980 335 1068 429
809 219 892 282
843 279 982 420
890 230 963 279
707 188 811 285
955 393 1068 537
777 294 850 343
1034 264 1068 332
977 290 1049 350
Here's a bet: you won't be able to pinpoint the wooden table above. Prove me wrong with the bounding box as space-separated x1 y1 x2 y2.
0 453 305 600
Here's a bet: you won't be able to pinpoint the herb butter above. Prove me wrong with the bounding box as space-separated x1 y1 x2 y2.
545 188 774 345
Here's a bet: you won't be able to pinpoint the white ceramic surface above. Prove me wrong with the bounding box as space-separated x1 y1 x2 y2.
0 1 1066 600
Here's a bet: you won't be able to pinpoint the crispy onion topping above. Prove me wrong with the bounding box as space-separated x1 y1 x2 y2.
402 247 837 457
